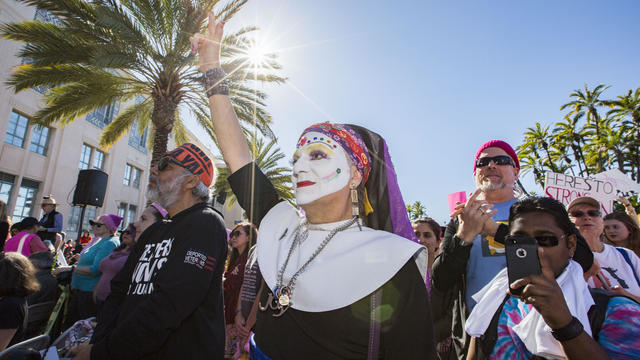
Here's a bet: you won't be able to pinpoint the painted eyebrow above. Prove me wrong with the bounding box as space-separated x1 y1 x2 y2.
302 143 335 155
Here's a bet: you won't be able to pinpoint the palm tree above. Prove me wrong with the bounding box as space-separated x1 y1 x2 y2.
521 122 561 173
552 115 589 177
213 133 293 214
406 201 427 221
560 84 610 172
2 0 286 165
606 88 640 180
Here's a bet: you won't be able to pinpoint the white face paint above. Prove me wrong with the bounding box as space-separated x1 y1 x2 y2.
292 131 351 205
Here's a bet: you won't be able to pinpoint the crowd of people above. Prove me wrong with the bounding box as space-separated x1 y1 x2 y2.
0 15 640 360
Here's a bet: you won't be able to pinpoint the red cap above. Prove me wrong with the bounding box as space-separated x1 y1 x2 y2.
474 140 520 172
165 143 214 187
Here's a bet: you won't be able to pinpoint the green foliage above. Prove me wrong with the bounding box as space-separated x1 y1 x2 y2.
214 133 294 210
2 0 286 165
517 84 640 211
406 201 427 221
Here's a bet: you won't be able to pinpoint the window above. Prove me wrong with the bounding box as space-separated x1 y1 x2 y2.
29 125 50 156
131 167 141 189
123 164 132 186
79 144 92 170
12 178 39 223
128 118 149 154
123 164 142 188
5 111 29 148
127 204 137 227
93 150 105 170
117 202 127 219
0 172 16 204
65 205 97 234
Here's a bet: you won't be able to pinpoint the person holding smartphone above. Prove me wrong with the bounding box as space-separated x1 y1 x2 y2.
432 140 520 359
465 196 640 359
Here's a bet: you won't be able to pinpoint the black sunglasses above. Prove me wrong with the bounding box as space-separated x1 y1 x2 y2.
569 210 602 218
230 230 244 238
475 155 514 168
534 234 568 247
157 157 183 171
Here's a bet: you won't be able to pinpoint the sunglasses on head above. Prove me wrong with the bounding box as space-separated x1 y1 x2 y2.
570 210 602 218
157 157 183 171
475 155 514 168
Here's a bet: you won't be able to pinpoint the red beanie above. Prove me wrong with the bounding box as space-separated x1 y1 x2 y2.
474 140 520 173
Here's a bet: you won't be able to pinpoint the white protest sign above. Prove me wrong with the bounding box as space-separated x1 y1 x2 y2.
544 172 617 213
592 168 640 199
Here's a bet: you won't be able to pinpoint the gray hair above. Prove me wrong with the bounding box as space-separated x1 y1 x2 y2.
192 181 211 203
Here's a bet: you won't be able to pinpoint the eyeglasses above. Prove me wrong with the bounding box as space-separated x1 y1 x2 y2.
534 234 568 247
475 155 515 168
569 210 602 218
157 157 183 172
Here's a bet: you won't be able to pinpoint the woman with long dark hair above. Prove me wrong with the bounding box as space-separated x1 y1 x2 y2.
223 222 257 357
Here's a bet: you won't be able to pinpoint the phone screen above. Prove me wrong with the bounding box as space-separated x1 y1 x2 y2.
505 235 541 296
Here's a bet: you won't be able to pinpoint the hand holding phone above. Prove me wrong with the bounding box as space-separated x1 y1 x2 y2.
505 235 541 296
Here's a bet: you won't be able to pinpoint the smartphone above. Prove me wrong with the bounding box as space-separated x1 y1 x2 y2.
505 235 541 296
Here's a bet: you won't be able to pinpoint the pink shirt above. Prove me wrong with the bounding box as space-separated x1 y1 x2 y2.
4 232 49 257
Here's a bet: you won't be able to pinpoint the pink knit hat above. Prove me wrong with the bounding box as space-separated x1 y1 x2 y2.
473 140 520 173
99 214 123 232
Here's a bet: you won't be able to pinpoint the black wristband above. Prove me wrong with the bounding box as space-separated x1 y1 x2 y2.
201 67 229 97
551 316 584 342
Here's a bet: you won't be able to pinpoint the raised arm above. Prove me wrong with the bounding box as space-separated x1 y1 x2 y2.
190 14 251 173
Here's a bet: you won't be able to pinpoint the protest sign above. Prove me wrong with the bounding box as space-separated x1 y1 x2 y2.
544 170 640 214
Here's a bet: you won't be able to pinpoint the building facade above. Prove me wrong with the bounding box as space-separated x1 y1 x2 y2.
0 1 245 238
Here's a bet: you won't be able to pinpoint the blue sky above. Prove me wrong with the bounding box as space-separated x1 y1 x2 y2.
204 0 640 223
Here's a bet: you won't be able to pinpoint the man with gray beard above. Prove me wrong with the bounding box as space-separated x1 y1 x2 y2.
77 143 228 360
431 140 520 360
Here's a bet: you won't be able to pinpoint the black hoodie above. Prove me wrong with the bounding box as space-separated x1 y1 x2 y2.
91 202 228 360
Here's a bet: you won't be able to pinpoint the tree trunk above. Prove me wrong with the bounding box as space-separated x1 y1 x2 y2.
150 98 178 167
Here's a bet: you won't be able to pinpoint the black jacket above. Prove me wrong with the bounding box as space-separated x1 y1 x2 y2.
91 202 228 360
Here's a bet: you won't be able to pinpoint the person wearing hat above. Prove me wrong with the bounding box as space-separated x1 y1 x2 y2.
36 196 63 243
465 196 640 359
568 196 640 300
431 139 521 359
54 214 122 329
4 217 49 257
83 143 228 360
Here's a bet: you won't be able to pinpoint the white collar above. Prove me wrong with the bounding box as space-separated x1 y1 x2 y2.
257 202 426 312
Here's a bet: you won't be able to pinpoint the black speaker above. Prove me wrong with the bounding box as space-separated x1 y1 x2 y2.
73 169 108 207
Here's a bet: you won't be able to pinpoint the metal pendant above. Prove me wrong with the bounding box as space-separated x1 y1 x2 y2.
278 294 290 306
258 291 290 317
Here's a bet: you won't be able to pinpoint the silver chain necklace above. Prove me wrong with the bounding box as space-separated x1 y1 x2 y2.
259 216 359 317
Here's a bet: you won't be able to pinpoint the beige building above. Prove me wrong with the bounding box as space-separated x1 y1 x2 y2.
0 1 244 238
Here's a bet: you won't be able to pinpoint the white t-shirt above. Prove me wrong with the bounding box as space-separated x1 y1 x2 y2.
588 243 640 297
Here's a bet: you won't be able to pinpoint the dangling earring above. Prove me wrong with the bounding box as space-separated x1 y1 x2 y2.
350 184 359 217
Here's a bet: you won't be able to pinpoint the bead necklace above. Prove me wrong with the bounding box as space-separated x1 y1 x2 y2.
260 216 359 317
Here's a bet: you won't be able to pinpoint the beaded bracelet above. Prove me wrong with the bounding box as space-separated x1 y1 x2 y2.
201 67 229 97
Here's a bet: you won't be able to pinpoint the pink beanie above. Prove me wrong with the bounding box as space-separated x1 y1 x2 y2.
100 214 123 232
474 140 520 172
